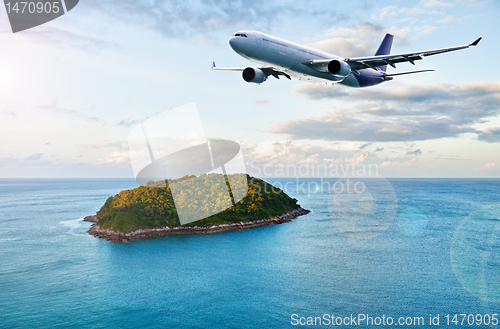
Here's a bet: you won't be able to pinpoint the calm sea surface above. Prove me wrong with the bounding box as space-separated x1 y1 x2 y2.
1 178 499 328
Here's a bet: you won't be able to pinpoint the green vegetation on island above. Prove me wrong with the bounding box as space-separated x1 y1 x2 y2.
96 174 301 233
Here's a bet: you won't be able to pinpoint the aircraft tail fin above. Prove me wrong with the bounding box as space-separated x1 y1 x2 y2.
375 33 394 72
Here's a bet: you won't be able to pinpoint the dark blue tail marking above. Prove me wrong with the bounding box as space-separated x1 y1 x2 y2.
374 33 394 72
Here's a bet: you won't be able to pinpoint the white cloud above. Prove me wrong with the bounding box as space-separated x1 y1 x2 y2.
253 100 270 106
77 140 130 166
241 140 371 173
304 23 411 58
280 81 500 142
438 15 466 24
26 153 44 161
421 0 455 8
77 140 126 153
370 0 475 37
480 162 496 170
380 158 419 168
413 25 437 34
35 101 105 124
478 127 500 143
96 149 130 165
84 0 348 39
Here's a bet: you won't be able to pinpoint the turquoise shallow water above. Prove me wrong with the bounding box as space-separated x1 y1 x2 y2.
1 178 500 328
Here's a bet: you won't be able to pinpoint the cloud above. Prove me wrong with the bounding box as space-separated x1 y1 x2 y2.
371 0 473 36
26 153 43 161
438 15 467 24
275 82 500 142
304 23 411 58
116 118 143 127
77 140 126 153
96 149 130 166
240 140 432 177
413 25 436 34
480 162 496 170
77 140 130 166
1 111 17 118
240 140 395 177
372 3 443 21
253 100 270 106
23 28 119 52
407 149 422 156
86 117 102 123
85 0 348 39
35 101 105 124
478 127 500 143
422 0 455 8
380 157 419 168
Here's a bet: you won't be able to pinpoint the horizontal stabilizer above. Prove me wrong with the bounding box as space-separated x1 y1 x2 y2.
211 61 244 71
384 69 435 77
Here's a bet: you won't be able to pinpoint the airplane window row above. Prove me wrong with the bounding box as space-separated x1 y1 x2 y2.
234 33 248 37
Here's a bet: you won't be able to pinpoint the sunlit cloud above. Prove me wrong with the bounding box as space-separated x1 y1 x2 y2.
84 0 348 39
480 162 496 170
26 153 44 161
478 127 500 143
35 101 105 124
277 81 500 142
380 157 419 168
303 23 411 58
253 99 270 106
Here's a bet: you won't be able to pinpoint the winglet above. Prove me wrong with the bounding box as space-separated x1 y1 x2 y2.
470 37 482 46
212 61 216 69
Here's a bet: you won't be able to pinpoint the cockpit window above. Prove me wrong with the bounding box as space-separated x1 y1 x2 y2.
234 33 247 37
242 34 247 37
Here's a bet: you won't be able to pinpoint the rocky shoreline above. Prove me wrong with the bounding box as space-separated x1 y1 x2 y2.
85 208 310 242
83 215 98 223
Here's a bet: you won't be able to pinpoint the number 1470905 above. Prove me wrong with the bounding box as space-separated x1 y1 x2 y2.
444 314 498 326
5 2 61 14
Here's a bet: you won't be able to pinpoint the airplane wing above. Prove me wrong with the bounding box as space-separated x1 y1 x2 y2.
211 62 291 80
210 61 244 71
345 37 482 72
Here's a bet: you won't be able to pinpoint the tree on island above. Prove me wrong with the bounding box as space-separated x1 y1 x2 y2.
96 174 301 233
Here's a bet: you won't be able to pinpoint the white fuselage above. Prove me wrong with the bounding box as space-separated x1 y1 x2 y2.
229 30 384 88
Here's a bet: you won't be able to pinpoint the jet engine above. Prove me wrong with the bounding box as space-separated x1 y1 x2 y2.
242 67 267 84
328 60 351 78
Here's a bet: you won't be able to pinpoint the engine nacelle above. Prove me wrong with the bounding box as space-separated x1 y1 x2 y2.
242 67 267 84
328 60 351 78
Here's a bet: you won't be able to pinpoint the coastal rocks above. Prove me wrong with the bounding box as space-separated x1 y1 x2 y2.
83 215 98 223
85 208 310 242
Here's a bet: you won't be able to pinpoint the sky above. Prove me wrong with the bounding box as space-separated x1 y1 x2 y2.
0 0 499 178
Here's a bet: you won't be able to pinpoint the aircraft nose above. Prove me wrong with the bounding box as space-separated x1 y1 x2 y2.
229 37 242 51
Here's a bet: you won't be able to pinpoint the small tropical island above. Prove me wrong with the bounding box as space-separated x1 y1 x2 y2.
86 174 310 242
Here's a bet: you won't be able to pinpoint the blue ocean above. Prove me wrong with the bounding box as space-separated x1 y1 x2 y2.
1 178 500 328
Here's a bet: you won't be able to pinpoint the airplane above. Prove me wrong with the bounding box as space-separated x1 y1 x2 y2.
212 31 481 88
